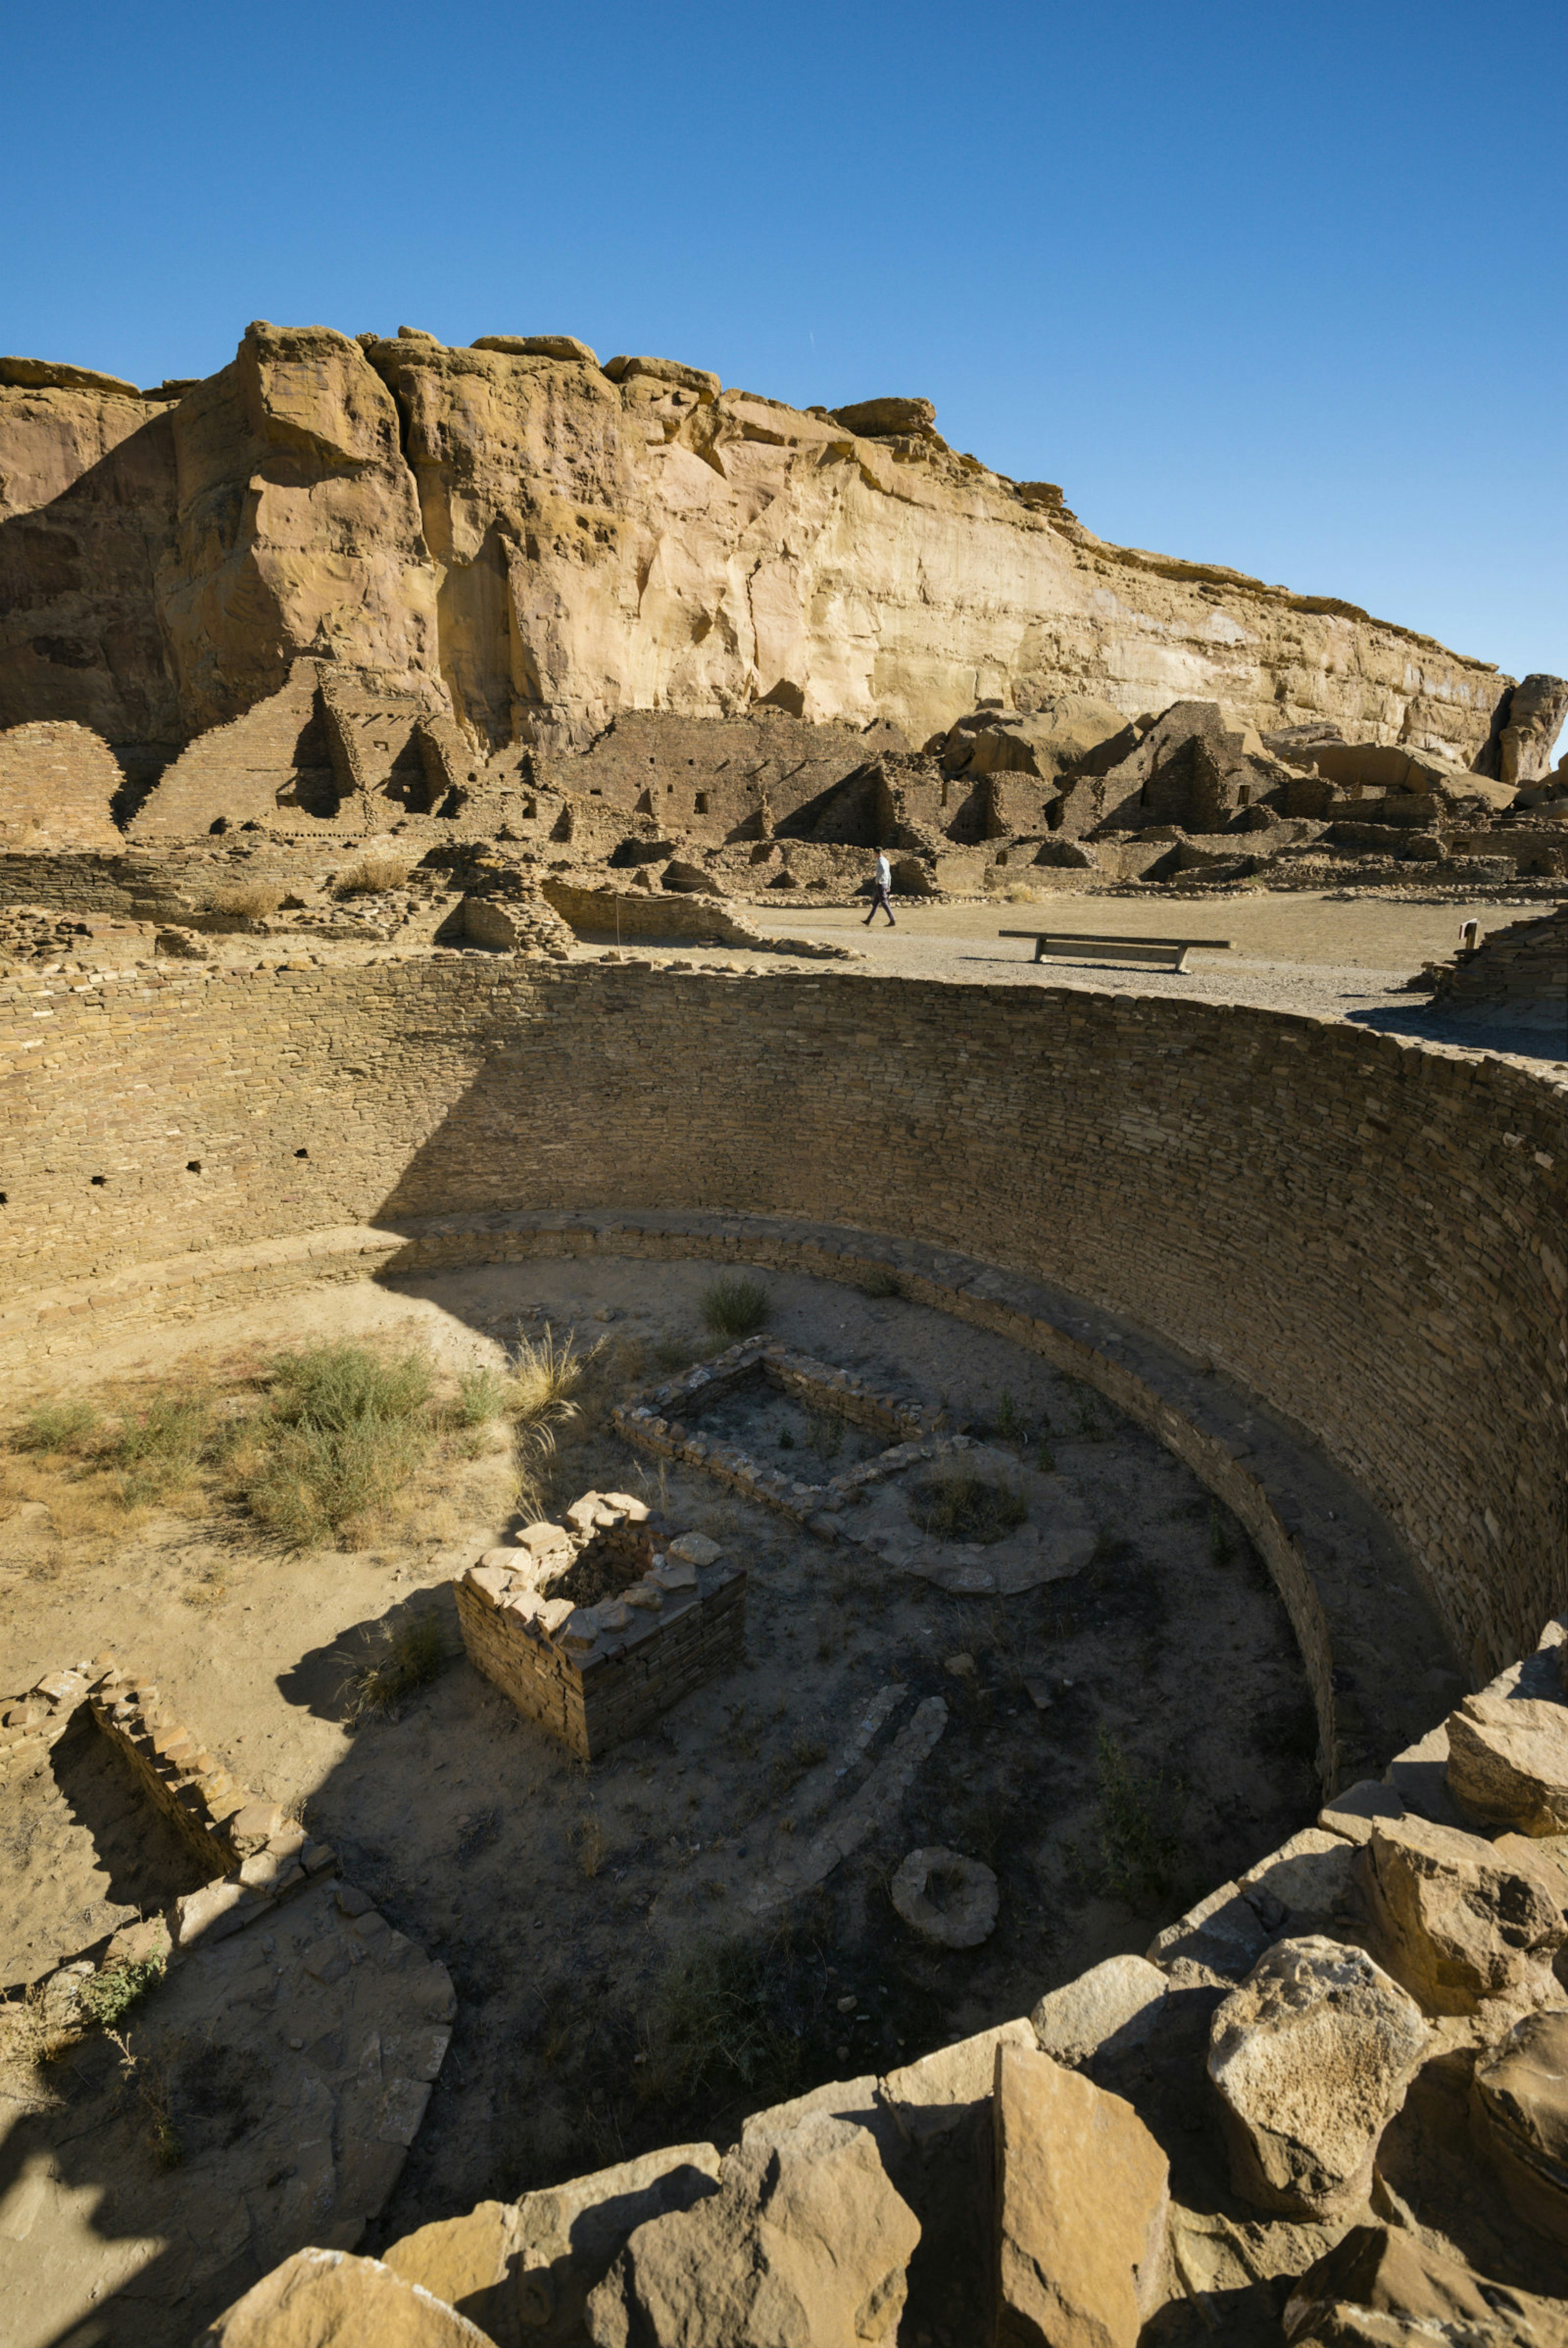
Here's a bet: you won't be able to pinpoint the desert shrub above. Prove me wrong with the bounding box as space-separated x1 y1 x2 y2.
341 1609 450 1724
236 1342 434 1543
107 1391 223 1506
243 1416 429 1545
210 884 283 920
910 1473 1027 1545
636 1936 801 2110
80 1954 165 2028
699 1276 771 1339
454 1366 509 1426
808 1410 844 1463
15 1400 99 1453
267 1343 433 1430
860 1265 902 1299
337 855 414 896
1094 1729 1180 1905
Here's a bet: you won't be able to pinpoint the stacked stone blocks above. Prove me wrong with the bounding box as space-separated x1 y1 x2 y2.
455 1497 747 1761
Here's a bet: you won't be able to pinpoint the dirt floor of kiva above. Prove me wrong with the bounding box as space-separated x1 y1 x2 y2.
0 1259 1437 2253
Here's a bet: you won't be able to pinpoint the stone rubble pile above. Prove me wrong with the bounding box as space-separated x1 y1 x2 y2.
203 1611 1568 2346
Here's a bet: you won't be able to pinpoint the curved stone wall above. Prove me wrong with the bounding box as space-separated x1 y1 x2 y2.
0 957 1562 1679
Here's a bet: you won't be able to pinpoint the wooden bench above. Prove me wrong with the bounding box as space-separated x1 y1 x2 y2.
998 930 1234 974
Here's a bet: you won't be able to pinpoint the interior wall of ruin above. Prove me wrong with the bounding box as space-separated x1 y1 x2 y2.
0 959 1561 1680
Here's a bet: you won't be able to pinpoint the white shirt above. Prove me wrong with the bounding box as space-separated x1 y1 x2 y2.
875 853 891 890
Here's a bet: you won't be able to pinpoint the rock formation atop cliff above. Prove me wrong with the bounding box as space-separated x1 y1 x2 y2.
0 321 1524 785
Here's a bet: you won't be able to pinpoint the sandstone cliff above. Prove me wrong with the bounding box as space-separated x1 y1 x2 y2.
0 325 1517 773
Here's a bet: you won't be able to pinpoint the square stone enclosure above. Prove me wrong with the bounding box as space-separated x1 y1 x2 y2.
455 1503 746 1763
612 1337 1095 1595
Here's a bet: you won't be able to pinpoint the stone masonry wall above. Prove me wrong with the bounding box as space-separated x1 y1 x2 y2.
0 957 1561 1682
454 1553 747 1761
0 722 125 849
1430 905 1568 1021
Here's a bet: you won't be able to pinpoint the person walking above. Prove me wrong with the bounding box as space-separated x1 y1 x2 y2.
864 847 897 927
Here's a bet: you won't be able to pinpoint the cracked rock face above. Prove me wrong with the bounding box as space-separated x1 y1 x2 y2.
1446 1685 1568 1838
1472 2009 1568 2250
1357 1813 1566 2016
1206 1936 1431 2219
584 2111 920 2348
1 324 1514 766
1282 2223 1565 2348
197 2246 494 2346
993 2041 1169 2348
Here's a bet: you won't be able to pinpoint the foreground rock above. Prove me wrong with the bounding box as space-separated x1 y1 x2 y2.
1206 1937 1430 2218
585 2110 919 2348
993 2041 1169 2348
383 2143 722 2345
1447 1684 1568 1836
196 2246 493 2346
1358 1814 1565 2013
1030 1954 1168 2070
1282 2224 1567 2347
1472 2010 1568 2248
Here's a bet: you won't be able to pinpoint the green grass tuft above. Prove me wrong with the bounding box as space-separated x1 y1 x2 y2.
16 1401 100 1454
455 1366 509 1426
1094 1729 1180 1905
910 1473 1027 1546
699 1276 772 1340
236 1342 434 1545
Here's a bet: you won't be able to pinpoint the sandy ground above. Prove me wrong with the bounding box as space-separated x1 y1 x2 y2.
731 892 1565 1059
0 1257 1341 2337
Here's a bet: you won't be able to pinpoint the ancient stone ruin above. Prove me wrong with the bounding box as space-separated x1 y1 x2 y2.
0 322 1564 2348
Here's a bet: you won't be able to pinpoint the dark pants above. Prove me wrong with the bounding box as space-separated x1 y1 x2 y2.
864 884 896 926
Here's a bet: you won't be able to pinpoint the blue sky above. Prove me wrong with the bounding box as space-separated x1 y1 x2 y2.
4 0 1563 683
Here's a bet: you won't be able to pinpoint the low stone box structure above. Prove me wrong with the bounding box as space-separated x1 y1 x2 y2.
454 1493 746 1761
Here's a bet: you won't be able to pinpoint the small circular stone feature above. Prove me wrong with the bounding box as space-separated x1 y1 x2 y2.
891 1845 999 1948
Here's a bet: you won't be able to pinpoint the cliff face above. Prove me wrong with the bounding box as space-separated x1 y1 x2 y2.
0 323 1512 767
0 377 181 757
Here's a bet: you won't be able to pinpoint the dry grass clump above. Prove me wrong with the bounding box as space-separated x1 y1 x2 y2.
635 1936 802 2112
336 854 414 896
8 1380 230 1526
340 1610 450 1725
494 1325 606 1517
506 1326 597 1424
7 1340 459 1551
699 1276 771 1340
910 1473 1027 1545
210 884 284 921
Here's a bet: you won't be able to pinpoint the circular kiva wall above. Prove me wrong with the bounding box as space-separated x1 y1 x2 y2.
1 958 1563 1682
